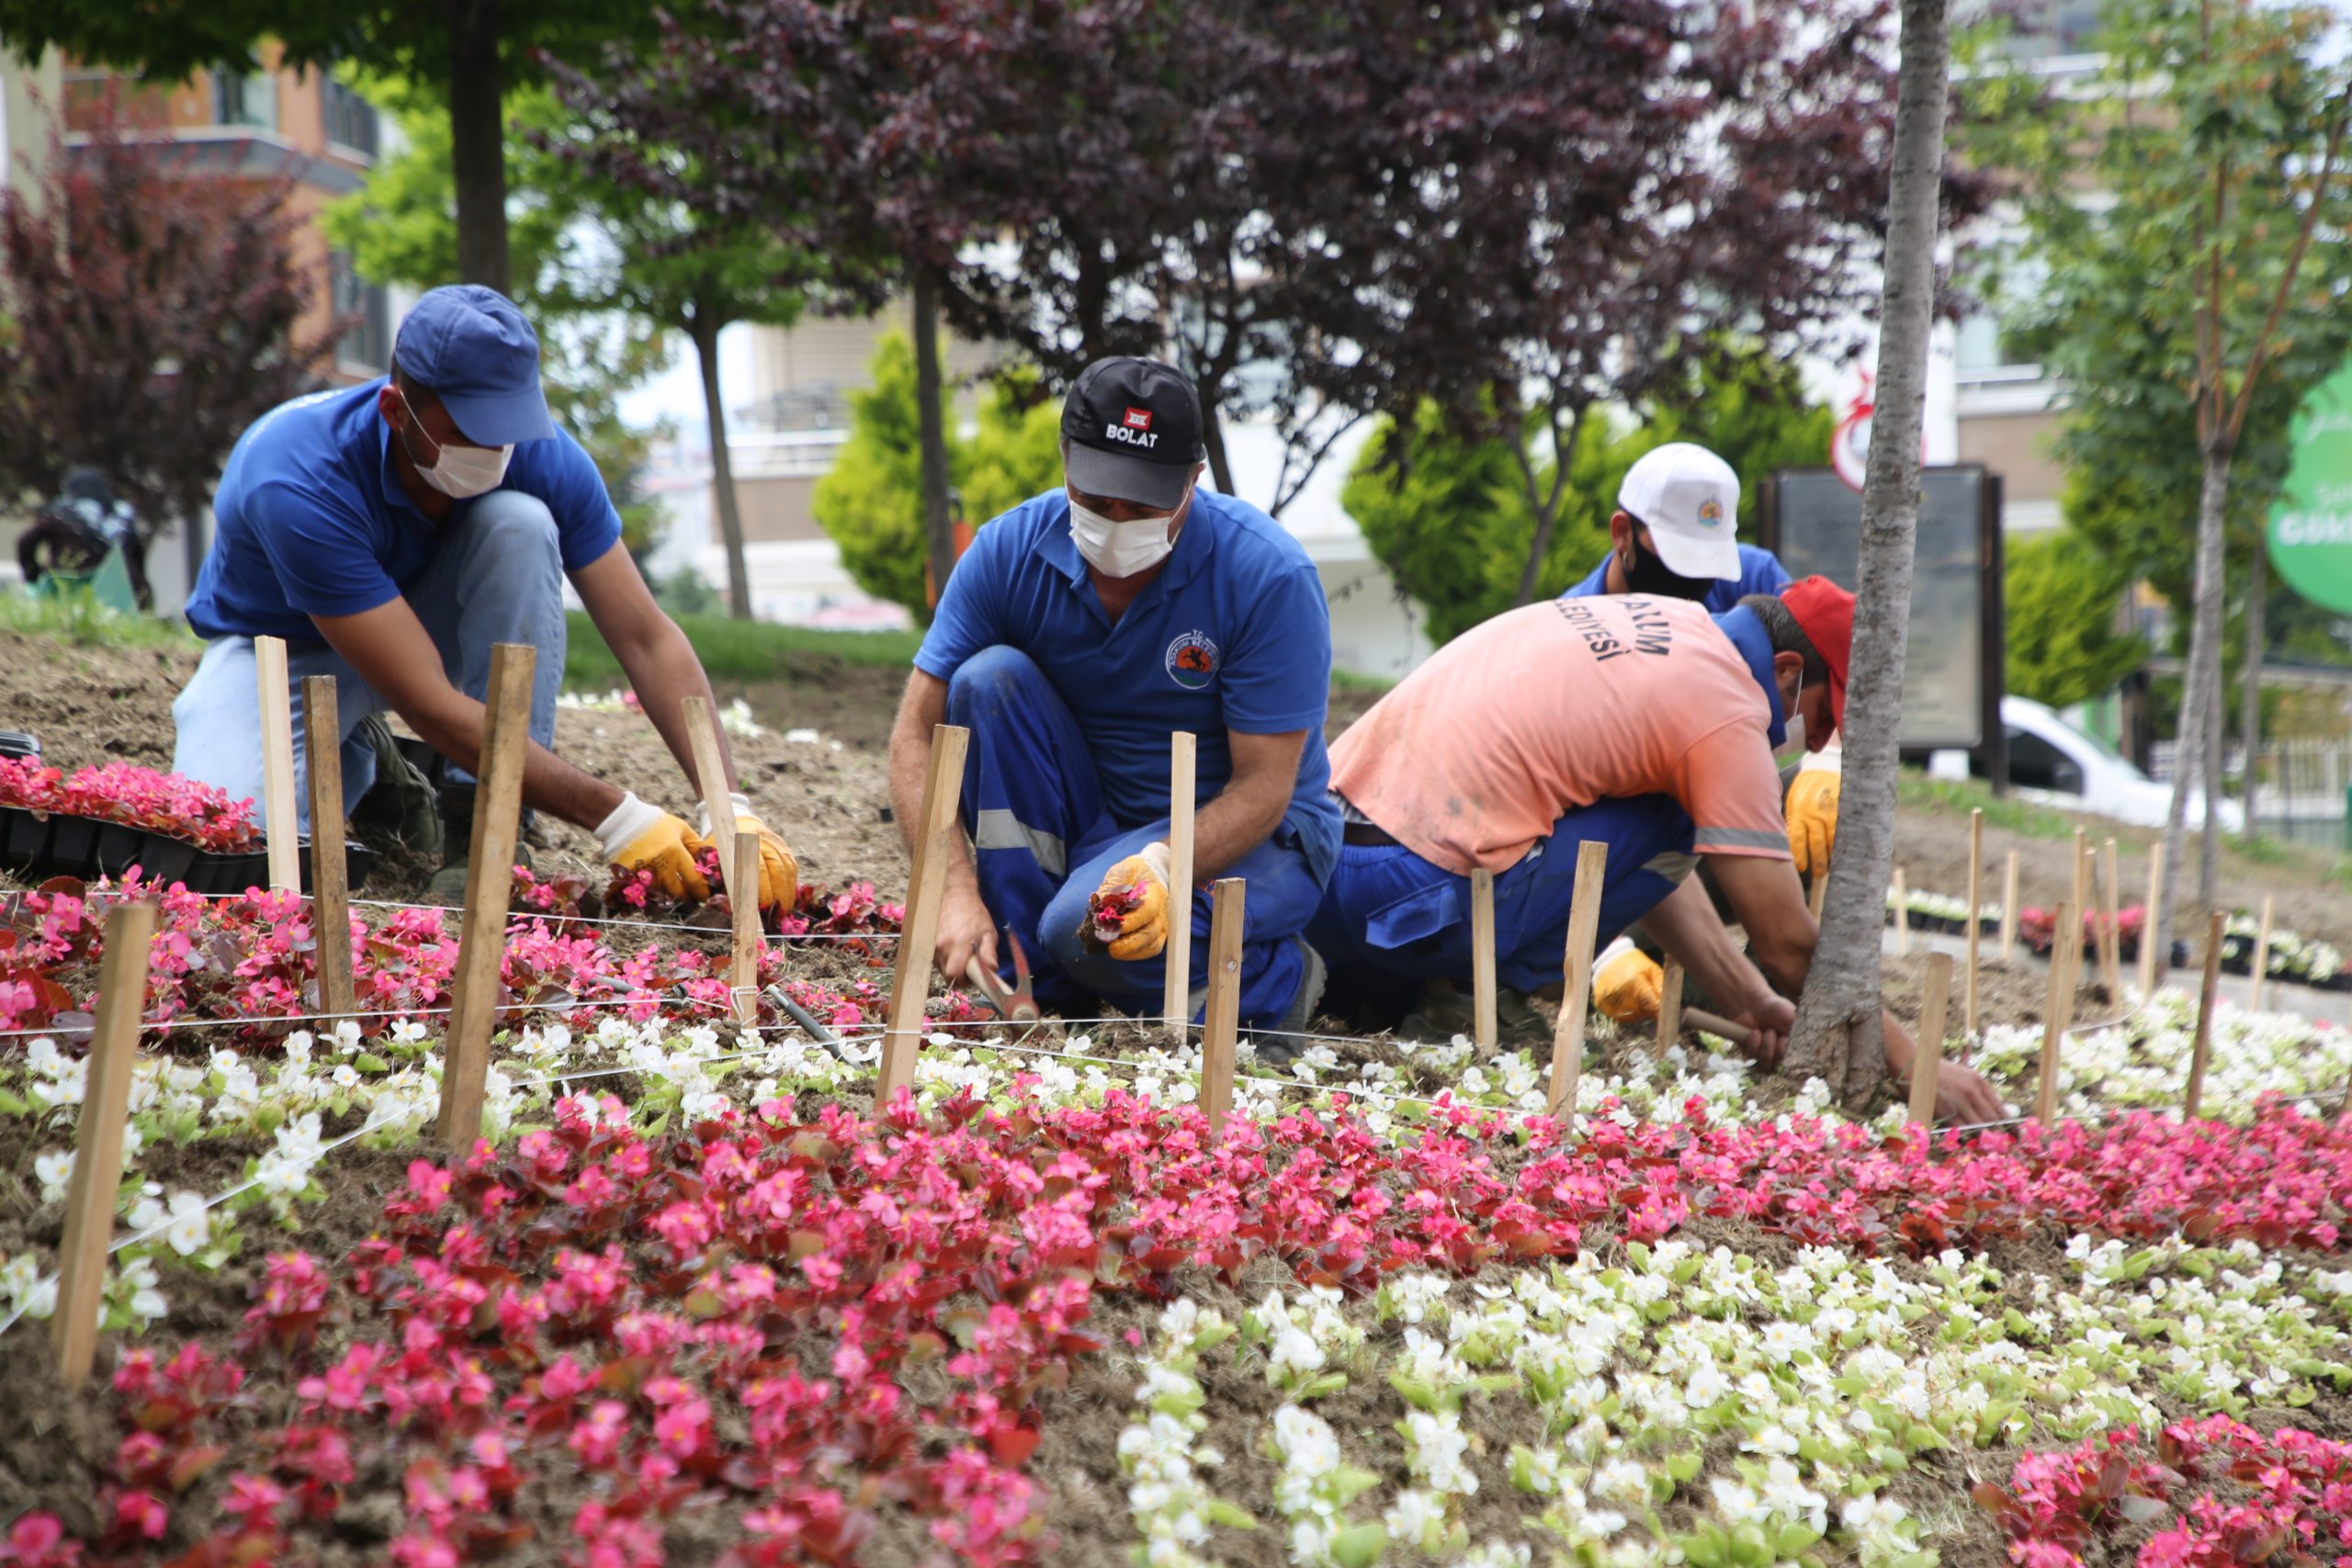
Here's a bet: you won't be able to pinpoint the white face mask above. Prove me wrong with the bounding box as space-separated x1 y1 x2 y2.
1069 491 1182 578
398 390 514 498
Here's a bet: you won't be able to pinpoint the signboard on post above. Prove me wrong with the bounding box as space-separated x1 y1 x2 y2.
1760 466 2006 773
2268 360 2352 615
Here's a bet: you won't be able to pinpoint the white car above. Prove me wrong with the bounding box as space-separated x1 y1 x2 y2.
1933 696 2245 832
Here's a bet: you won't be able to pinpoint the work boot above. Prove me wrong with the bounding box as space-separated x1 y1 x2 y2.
1249 939 1328 1071
421 784 536 906
347 714 442 857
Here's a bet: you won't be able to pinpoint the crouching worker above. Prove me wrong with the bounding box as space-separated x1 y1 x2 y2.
888 357 1339 1045
1307 581 2004 1122
171 286 797 913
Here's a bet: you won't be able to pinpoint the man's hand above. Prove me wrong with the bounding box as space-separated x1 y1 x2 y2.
1087 842 1172 961
705 793 800 916
1884 1026 2008 1124
1785 769 1839 877
1716 989 1794 1070
1592 938 1664 1023
594 793 711 901
934 877 1000 977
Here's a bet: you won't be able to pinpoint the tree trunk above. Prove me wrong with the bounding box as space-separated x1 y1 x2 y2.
1784 0 1952 1103
2157 445 2231 955
1199 388 1234 497
2240 542 2264 834
445 0 511 294
910 265 958 612
694 309 752 620
1510 404 1586 607
2202 635 2222 901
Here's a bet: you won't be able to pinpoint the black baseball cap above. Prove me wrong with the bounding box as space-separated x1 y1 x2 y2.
1060 356 1205 510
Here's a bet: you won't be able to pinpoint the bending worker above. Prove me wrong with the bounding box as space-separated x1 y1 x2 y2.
888 356 1338 1042
173 285 797 912
1564 441 1839 905
1307 579 2005 1122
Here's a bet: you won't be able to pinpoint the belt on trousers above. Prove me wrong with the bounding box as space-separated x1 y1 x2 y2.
1341 820 1401 848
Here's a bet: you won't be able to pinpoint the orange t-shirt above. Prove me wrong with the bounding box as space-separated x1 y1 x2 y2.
1328 596 1792 875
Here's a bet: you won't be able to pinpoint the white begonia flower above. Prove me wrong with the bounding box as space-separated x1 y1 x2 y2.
1404 1408 1478 1496
1591 1459 1649 1505
162 1192 210 1258
1384 1487 1447 1549
34 1150 73 1202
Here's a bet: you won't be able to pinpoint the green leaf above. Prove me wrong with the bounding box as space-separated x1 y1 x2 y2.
1776 1524 1824 1556
1203 1499 1258 1530
1329 1521 1386 1568
354 1053 391 1075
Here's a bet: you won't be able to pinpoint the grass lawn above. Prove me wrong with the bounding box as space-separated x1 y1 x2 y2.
563 609 922 689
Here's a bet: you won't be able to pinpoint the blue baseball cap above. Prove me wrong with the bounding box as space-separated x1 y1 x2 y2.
391 285 555 446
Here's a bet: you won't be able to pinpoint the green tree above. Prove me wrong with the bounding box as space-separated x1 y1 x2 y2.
810 334 1062 624
327 78 809 616
1345 349 1832 646
1959 0 2352 941
2004 528 2146 709
0 0 660 293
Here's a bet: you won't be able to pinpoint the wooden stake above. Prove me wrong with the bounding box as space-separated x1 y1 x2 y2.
1545 840 1610 1121
1470 868 1498 1055
2183 910 2225 1122
254 635 301 893
1198 877 1246 1129
1910 951 1952 1129
301 675 355 1025
2100 838 2122 995
681 694 738 885
1964 810 1984 1036
2000 851 2020 962
433 643 536 1152
2071 828 2088 928
1681 1007 1754 1049
1162 731 1198 1039
2034 899 2076 1125
2139 841 2166 995
877 723 971 1106
731 829 763 1024
2249 895 2275 1012
1656 958 1684 1055
1891 866 1910 955
52 899 157 1383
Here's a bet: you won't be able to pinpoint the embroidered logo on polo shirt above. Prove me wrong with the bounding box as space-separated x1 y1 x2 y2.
1165 631 1219 690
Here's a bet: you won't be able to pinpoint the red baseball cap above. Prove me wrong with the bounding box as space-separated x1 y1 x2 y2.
1779 576 1854 738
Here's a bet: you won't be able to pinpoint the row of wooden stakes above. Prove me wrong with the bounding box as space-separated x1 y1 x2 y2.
31 661 2274 1384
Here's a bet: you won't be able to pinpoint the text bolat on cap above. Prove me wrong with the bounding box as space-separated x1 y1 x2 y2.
1059 356 1205 510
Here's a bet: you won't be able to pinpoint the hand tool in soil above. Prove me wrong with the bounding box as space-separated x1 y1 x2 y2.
967 930 1053 1044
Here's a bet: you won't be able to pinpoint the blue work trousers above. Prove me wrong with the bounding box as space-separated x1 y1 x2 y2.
946 645 1319 1028
170 491 567 833
1306 796 1697 1019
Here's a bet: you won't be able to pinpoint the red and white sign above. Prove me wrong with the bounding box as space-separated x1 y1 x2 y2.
1123 407 1154 432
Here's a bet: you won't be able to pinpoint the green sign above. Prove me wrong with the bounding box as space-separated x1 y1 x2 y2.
2269 360 2352 614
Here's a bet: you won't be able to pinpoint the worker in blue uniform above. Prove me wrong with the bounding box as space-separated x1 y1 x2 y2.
887 357 1340 1044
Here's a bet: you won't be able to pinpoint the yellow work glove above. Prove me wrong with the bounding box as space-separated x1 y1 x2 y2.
1592 936 1665 1024
1085 841 1172 961
703 792 801 916
1785 767 1840 879
594 792 712 902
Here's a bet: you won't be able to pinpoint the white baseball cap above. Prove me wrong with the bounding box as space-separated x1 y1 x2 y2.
1617 442 1742 581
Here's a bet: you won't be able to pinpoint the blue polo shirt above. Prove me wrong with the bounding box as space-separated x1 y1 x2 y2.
1710 605 1791 750
184 379 622 642
1561 542 1792 615
917 489 1341 882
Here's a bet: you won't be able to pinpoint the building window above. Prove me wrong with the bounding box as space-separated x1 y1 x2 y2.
332 251 390 371
212 64 277 132
323 78 379 159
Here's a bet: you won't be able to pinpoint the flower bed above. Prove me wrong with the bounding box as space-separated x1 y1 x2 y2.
6 829 2352 1562
0 1088 2346 1563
